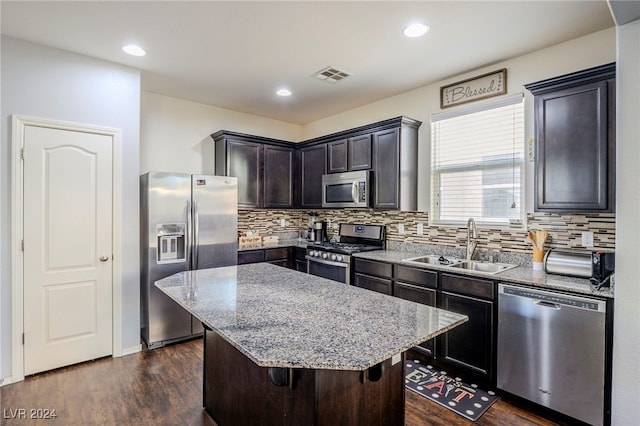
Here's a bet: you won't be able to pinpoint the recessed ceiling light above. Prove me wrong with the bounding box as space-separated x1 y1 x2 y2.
276 88 292 97
403 22 429 38
122 44 146 56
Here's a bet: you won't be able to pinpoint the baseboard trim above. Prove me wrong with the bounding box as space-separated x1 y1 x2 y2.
117 344 142 357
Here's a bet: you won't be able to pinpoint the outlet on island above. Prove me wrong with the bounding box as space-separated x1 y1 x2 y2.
398 224 405 234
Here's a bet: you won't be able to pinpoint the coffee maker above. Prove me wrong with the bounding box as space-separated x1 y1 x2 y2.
307 212 318 241
314 221 328 243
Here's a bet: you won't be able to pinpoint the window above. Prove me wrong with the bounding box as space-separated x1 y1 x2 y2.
430 94 524 226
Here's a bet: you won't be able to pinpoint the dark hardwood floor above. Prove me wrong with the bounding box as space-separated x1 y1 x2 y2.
0 338 561 426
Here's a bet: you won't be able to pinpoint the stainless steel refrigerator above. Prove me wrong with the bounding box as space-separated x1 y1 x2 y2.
140 172 238 349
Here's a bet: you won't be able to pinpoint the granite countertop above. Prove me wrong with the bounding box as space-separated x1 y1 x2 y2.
155 263 467 371
238 239 309 251
353 250 614 299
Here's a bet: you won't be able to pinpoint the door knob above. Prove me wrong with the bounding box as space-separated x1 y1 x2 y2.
100 256 110 262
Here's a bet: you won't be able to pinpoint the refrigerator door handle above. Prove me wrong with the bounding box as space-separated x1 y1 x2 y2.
193 199 200 268
186 199 193 269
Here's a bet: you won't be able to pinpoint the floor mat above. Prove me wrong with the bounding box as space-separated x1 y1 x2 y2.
405 360 499 422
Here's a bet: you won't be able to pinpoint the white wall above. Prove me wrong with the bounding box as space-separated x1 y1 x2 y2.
612 19 640 425
0 37 142 379
301 28 616 213
140 29 615 213
140 92 303 174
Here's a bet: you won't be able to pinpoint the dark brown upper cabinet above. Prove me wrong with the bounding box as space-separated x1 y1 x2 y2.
300 144 327 208
263 145 294 208
526 63 616 213
213 131 294 209
371 118 421 210
327 139 348 173
327 134 372 174
212 116 420 210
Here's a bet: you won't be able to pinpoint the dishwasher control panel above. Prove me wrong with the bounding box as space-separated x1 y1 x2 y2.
500 285 605 312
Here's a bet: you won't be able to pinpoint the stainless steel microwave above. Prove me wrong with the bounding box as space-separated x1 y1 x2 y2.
322 170 371 208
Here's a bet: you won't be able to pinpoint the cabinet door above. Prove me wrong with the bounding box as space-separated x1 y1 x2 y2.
226 139 262 208
348 134 372 171
372 128 400 209
394 282 436 356
293 247 307 272
300 144 327 208
535 81 611 211
327 139 348 173
354 259 393 279
263 145 294 208
437 292 494 381
354 273 393 295
238 250 265 265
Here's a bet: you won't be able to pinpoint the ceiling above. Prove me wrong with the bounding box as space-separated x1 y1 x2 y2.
1 1 615 124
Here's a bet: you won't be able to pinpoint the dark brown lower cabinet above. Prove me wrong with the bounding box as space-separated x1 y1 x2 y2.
393 265 438 357
353 273 393 295
353 259 393 295
238 247 292 268
353 259 496 384
437 274 495 384
293 246 307 272
204 328 405 426
237 249 265 265
394 282 436 356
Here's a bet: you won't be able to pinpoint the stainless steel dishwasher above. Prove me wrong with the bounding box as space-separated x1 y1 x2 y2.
497 284 607 426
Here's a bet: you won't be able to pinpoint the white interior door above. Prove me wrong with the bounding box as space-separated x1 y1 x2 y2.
23 125 113 375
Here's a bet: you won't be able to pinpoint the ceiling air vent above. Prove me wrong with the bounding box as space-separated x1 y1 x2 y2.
312 66 351 83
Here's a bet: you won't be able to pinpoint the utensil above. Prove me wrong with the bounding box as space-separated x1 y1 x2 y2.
445 383 455 397
528 230 547 250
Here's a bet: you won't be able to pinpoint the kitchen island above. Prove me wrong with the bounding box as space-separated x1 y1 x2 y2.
155 263 467 426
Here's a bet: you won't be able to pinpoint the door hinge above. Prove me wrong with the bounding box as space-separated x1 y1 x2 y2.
21 148 24 160
21 240 24 251
22 333 25 345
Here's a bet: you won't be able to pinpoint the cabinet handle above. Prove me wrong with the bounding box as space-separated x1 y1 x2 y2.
99 256 109 262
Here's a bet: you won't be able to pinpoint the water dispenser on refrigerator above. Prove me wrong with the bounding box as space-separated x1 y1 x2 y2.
156 223 186 264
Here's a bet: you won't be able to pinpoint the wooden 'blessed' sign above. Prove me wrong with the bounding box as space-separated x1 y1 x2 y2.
440 69 507 108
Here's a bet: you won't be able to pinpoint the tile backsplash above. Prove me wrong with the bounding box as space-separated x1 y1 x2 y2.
238 209 615 255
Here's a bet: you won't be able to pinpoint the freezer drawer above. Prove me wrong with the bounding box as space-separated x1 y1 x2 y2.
497 284 607 426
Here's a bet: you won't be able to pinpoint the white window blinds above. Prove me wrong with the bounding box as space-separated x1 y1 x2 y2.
430 93 524 226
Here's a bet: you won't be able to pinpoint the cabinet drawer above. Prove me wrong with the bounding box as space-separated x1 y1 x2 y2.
441 273 494 300
354 273 393 295
354 259 393 278
395 266 437 289
265 247 289 261
238 250 265 265
394 282 436 306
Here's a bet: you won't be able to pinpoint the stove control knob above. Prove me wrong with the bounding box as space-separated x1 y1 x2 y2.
330 254 337 261
312 251 319 257
336 255 343 262
322 253 328 259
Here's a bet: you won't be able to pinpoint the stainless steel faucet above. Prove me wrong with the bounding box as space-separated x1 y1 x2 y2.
466 217 477 260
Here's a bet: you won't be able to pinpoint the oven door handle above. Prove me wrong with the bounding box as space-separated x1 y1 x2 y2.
305 255 349 268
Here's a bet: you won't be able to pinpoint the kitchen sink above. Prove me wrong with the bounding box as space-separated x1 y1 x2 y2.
448 260 518 274
402 255 458 266
402 256 518 275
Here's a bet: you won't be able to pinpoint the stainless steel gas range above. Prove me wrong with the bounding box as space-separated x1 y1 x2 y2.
306 224 385 285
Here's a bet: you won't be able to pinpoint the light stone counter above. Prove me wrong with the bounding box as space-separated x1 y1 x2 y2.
155 263 467 371
237 238 309 251
354 250 614 299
